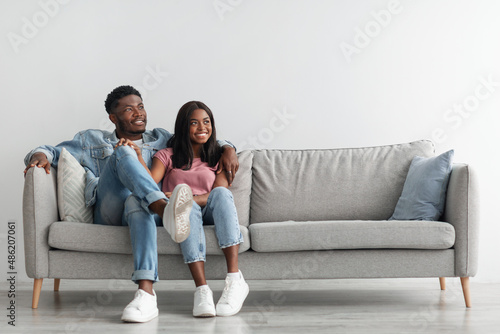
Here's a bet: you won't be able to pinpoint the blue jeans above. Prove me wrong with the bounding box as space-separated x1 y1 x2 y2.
93 146 166 284
180 187 243 263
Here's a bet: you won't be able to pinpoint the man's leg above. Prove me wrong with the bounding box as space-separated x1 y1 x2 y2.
92 146 192 322
123 195 162 286
94 145 166 226
115 195 161 323
94 146 191 242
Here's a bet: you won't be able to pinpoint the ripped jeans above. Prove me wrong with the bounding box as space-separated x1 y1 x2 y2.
180 187 243 263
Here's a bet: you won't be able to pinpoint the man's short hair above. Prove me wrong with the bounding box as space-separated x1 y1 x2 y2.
104 85 142 114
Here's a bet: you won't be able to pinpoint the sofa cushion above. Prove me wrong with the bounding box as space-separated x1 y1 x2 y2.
57 148 93 224
48 221 251 255
248 220 455 252
390 150 454 221
250 140 435 223
230 150 253 227
53 149 252 227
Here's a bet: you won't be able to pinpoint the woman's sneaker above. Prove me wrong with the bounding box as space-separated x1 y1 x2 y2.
163 184 193 243
121 289 158 323
193 285 216 317
216 271 249 316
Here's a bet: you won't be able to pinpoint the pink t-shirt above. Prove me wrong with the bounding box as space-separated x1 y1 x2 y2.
154 148 218 195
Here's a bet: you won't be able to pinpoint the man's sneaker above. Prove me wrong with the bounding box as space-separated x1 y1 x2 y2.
121 289 159 323
216 271 249 316
193 285 216 317
163 183 193 243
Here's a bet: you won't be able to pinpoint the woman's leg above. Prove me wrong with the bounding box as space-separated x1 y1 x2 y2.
204 187 248 316
204 187 243 272
222 244 239 273
180 202 207 277
204 187 242 260
180 201 215 317
188 261 207 287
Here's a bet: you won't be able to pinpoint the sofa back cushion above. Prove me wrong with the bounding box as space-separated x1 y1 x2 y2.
229 150 253 227
250 140 435 224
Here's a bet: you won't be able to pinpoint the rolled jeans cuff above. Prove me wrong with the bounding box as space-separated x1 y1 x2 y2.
131 270 158 284
220 238 244 249
184 257 206 264
142 191 168 213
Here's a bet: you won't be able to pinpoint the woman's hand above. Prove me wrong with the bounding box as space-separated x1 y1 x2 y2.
217 146 239 186
115 138 141 157
115 138 145 165
164 192 172 199
115 138 149 171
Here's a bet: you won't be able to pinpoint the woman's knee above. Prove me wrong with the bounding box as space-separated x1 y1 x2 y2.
210 186 232 199
208 187 234 208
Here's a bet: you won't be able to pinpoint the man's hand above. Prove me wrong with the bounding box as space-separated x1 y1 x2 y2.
24 152 51 175
217 146 239 186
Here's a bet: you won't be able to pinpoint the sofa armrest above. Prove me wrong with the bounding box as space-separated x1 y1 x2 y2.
443 163 479 277
23 167 59 278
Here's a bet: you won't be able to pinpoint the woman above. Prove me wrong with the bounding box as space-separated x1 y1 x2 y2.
127 101 248 317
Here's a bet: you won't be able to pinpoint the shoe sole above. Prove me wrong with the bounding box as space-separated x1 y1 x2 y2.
193 312 216 318
165 184 193 243
216 283 249 317
121 309 159 323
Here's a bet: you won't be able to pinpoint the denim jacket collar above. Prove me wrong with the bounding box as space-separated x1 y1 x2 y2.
107 130 158 145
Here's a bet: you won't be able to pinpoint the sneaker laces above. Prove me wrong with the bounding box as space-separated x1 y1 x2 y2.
199 288 210 298
219 279 239 304
127 290 152 309
196 287 214 306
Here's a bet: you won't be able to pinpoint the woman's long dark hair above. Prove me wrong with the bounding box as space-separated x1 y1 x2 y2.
167 101 222 170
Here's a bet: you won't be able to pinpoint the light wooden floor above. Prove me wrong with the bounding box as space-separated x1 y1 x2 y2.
1 278 499 333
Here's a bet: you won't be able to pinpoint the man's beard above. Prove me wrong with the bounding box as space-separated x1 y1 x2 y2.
117 119 146 135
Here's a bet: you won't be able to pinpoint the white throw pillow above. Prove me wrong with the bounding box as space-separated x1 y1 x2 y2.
57 147 93 223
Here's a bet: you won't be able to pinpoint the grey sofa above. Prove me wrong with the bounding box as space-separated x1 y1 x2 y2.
23 140 478 309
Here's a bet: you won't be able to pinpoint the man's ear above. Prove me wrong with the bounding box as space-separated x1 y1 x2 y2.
109 113 117 125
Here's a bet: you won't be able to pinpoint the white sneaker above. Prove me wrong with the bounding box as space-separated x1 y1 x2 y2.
216 271 249 316
193 285 216 317
163 184 193 243
121 289 159 323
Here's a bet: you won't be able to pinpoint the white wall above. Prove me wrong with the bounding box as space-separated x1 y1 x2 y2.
1 0 499 282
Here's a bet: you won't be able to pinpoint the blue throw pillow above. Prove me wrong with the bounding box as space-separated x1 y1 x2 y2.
389 150 454 221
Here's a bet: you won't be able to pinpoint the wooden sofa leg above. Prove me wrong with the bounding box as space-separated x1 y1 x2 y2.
54 279 61 291
32 278 43 309
460 277 471 308
439 277 446 290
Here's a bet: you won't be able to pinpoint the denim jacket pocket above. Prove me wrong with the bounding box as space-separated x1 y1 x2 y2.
90 146 114 174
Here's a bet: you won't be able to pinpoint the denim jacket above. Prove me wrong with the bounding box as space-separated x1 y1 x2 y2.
24 128 234 207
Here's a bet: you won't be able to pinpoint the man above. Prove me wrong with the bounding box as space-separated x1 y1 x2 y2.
24 85 239 322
